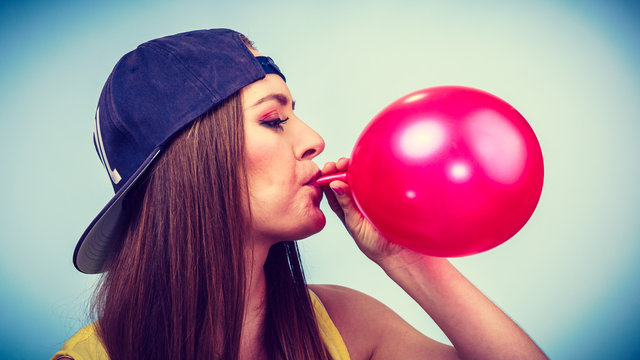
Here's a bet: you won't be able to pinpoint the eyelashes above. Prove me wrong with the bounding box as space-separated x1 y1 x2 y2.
260 117 289 130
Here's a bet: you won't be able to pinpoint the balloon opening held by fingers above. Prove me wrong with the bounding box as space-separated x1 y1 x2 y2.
316 86 544 257
315 172 348 187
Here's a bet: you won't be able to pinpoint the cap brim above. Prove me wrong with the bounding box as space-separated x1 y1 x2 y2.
73 149 161 274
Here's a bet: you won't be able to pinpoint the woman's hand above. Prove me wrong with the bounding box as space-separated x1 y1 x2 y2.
322 159 548 360
321 158 422 266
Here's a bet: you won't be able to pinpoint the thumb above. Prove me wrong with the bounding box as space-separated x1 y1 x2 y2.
329 181 365 226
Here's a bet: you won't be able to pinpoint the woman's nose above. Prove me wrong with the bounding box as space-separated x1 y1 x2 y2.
295 119 325 160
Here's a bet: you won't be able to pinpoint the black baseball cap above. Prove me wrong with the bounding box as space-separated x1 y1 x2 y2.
74 28 286 274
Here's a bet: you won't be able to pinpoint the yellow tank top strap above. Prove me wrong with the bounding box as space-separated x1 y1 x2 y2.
309 289 352 360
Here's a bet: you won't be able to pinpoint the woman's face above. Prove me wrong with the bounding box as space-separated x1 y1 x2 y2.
241 73 326 244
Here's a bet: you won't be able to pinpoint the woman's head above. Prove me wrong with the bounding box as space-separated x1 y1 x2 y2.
75 29 295 274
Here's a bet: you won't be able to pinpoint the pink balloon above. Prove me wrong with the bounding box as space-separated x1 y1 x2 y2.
317 86 544 257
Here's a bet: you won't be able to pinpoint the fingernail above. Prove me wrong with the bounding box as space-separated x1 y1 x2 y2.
330 186 344 196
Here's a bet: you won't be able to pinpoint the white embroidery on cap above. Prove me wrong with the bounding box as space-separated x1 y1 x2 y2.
94 107 122 185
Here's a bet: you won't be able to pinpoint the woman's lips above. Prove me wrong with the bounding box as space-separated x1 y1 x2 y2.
305 171 324 205
304 170 323 186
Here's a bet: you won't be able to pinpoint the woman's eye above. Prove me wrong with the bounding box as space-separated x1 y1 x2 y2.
260 117 289 130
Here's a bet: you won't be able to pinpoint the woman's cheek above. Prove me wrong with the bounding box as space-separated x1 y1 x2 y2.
245 138 271 168
246 140 295 188
245 141 276 183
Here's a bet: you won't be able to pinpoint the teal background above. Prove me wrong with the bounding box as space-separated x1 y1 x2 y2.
1 0 639 358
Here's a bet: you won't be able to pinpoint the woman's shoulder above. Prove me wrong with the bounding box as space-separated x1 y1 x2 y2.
50 323 108 360
309 284 457 360
308 284 392 319
308 284 400 359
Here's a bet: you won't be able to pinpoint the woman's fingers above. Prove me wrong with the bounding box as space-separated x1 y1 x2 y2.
328 181 354 216
321 161 337 175
323 184 345 223
321 157 353 224
336 157 349 171
328 180 370 240
321 157 348 175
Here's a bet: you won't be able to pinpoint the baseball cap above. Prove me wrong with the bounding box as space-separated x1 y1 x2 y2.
74 28 286 274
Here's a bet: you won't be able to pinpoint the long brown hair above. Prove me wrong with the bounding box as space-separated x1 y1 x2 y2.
92 93 330 359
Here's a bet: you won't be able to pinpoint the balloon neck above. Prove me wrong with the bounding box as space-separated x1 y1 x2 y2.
315 172 348 187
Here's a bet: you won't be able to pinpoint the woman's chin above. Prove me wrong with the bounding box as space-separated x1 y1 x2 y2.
310 211 327 233
296 210 327 240
260 212 326 243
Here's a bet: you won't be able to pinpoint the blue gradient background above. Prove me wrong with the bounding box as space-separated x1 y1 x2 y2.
1 0 639 358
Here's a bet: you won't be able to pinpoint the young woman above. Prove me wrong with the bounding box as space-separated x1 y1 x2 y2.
52 28 547 360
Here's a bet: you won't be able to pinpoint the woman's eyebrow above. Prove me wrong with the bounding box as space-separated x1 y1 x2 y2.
251 93 295 110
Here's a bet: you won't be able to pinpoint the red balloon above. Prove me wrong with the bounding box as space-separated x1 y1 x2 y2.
317 86 544 257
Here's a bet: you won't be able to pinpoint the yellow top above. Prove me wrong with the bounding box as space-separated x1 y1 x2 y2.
51 290 350 360
309 289 351 360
